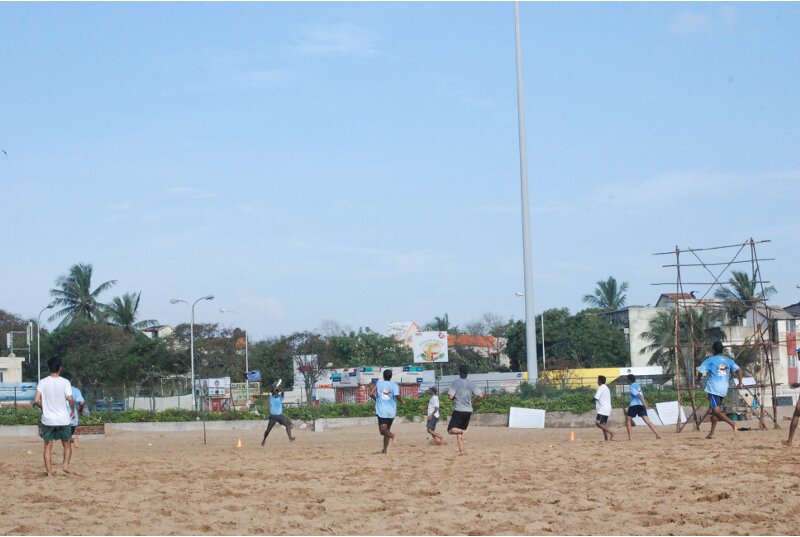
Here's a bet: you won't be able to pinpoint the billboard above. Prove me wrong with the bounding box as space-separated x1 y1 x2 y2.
411 331 449 363
198 377 231 397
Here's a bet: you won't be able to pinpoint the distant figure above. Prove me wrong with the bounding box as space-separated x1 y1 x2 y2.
447 364 484 455
34 356 76 476
61 372 85 448
426 386 444 445
261 386 295 446
696 340 744 440
594 375 614 441
780 382 800 447
625 374 661 440
370 369 402 454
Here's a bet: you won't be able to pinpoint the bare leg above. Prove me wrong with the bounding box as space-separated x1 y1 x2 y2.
427 428 444 445
285 422 295 441
43 441 54 476
378 423 395 454
781 404 800 446
597 423 614 441
448 427 466 454
625 417 633 441
62 439 73 474
642 417 661 439
708 408 737 439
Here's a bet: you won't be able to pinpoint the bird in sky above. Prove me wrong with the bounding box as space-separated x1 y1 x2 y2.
1 149 7 157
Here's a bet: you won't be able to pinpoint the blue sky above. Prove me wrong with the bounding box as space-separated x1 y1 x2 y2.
2 2 799 340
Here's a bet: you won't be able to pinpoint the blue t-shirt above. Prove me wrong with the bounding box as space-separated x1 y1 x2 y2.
68 387 84 427
697 355 740 397
269 394 284 416
629 382 644 407
375 380 400 419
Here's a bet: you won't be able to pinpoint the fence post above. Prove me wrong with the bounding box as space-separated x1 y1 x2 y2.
14 386 17 409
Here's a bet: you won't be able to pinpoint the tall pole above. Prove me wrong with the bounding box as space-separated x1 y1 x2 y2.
541 313 546 370
514 1 539 383
245 330 250 407
36 302 55 382
172 295 214 412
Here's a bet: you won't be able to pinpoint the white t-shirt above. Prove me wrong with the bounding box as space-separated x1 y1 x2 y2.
37 375 73 426
427 394 440 418
594 384 612 416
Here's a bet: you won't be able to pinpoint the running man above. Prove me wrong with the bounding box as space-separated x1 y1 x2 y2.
62 372 85 448
370 369 402 454
696 340 744 440
594 375 614 441
261 386 295 446
426 386 444 445
781 382 800 446
34 356 76 476
447 364 484 455
625 374 661 440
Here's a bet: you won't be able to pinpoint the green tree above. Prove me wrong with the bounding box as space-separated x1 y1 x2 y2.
424 313 459 334
714 270 777 325
541 309 629 369
640 308 725 377
582 276 629 312
49 263 117 327
504 320 526 372
104 292 159 333
324 328 412 368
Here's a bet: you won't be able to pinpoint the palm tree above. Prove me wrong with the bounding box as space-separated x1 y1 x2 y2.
714 270 777 325
104 292 159 333
582 276 629 311
49 263 117 327
640 308 725 377
425 313 458 334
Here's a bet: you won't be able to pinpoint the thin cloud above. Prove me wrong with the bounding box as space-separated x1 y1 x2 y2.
669 7 737 34
165 186 217 200
594 170 738 208
294 24 379 56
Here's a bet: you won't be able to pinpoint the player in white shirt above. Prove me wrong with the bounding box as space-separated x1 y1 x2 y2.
34 356 76 476
594 375 614 441
426 386 444 445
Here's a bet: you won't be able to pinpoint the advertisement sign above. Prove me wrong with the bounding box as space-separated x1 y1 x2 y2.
231 381 261 410
198 377 231 397
411 331 449 363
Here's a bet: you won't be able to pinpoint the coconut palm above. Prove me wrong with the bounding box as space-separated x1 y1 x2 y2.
104 292 159 333
640 308 725 377
49 263 117 327
582 276 629 311
714 270 777 325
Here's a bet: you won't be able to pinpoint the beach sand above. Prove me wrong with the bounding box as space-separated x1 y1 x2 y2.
2 421 799 535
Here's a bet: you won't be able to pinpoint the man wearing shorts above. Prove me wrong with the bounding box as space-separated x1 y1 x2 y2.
34 356 76 476
696 340 744 440
624 374 661 440
426 386 443 445
447 365 483 455
62 372 85 448
371 369 402 454
594 375 614 441
261 386 295 446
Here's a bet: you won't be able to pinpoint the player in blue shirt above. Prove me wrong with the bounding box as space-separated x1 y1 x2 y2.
261 385 295 446
696 341 744 439
369 369 403 454
624 374 661 440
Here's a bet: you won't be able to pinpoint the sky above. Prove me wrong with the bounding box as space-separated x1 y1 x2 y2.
2 2 799 341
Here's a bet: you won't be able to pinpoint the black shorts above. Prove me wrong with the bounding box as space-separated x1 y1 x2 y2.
448 410 472 431
708 394 724 410
595 414 609 425
426 416 439 430
377 417 394 428
626 405 648 418
268 414 290 427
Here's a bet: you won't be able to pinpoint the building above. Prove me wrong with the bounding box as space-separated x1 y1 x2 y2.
0 355 24 383
386 321 421 347
141 325 175 339
448 334 510 367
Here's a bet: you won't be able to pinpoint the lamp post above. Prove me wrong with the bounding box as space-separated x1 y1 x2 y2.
171 295 214 411
36 302 56 381
219 308 250 408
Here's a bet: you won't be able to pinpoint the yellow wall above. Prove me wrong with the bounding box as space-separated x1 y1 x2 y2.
541 367 620 388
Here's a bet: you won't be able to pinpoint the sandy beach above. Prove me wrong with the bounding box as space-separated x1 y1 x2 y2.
2 420 799 536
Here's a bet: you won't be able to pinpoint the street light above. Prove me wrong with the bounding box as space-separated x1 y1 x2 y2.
36 302 56 381
171 295 214 410
219 308 250 408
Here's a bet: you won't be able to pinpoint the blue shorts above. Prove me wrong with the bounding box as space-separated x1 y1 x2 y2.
708 394 724 409
626 405 647 418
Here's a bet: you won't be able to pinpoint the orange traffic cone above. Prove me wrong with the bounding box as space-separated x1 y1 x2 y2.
236 438 242 449
569 430 575 442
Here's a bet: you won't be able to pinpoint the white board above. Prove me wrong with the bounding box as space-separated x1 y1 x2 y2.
655 401 688 425
508 407 546 429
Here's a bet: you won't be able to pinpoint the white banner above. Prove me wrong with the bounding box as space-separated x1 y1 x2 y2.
411 331 449 363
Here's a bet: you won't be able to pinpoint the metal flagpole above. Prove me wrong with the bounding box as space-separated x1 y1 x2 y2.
514 0 539 383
